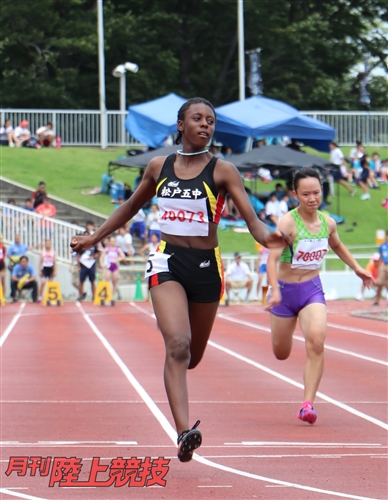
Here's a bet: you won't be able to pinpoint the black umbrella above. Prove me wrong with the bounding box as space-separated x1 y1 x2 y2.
232 145 334 172
108 145 180 175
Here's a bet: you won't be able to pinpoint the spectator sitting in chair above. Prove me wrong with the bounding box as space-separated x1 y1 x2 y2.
225 253 253 304
36 123 56 147
11 255 38 303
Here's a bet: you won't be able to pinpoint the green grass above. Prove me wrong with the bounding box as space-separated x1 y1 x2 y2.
1 145 387 254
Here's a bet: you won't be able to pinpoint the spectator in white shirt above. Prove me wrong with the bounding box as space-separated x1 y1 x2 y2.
12 120 31 147
329 141 356 196
130 209 147 245
225 253 253 302
0 119 14 147
265 193 280 226
36 122 56 147
146 203 161 240
116 226 135 258
277 193 289 220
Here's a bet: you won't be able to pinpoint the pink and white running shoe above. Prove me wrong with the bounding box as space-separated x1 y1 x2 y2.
297 401 317 424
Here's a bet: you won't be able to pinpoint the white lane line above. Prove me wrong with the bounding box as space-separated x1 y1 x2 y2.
327 322 388 339
132 304 388 428
0 303 25 347
190 453 388 459
208 339 388 431
129 301 156 317
193 454 379 500
217 312 388 339
1 453 387 464
198 485 232 488
217 314 388 366
1 399 387 404
1 440 137 446
77 302 380 500
237 442 382 447
0 489 48 500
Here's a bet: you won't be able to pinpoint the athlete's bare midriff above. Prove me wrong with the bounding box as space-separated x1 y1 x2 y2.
161 222 219 249
277 262 320 283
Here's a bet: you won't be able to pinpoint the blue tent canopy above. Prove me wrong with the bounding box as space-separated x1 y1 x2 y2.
126 94 336 152
214 96 336 152
126 93 186 148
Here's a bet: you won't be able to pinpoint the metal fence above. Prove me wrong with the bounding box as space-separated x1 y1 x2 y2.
301 111 388 147
1 108 387 147
0 109 137 147
1 202 85 263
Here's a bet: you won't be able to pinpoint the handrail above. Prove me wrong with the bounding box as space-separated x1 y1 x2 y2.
0 202 84 263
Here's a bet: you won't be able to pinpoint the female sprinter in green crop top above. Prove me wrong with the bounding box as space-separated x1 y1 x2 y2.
266 167 374 424
71 97 292 462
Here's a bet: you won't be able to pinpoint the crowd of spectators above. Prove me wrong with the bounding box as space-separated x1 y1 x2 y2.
1 135 386 304
71 211 161 302
328 140 382 201
0 180 59 302
0 118 60 148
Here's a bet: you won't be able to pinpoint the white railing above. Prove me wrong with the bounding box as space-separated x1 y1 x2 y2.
1 109 387 147
301 110 388 146
0 202 85 263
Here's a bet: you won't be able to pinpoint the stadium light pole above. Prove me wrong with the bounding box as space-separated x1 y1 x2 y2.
237 0 245 100
112 62 139 145
97 0 107 149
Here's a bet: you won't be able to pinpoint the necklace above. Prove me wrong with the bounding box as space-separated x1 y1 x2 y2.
177 149 209 156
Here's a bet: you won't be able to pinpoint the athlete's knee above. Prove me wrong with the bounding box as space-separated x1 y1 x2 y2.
272 337 292 360
306 335 325 356
273 347 291 360
166 335 191 364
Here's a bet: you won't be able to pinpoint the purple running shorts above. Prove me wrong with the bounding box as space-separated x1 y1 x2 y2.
268 277 326 318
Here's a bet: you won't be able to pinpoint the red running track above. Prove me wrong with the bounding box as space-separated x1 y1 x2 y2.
0 300 387 500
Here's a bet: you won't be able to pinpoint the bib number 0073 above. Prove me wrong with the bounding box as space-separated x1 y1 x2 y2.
161 209 205 223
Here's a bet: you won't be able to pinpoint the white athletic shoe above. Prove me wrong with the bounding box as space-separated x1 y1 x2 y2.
360 193 371 200
356 294 364 301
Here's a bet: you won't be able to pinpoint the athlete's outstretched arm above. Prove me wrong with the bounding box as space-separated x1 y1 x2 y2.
328 217 375 288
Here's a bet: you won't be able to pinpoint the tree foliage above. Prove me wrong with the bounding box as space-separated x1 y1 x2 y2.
1 0 387 110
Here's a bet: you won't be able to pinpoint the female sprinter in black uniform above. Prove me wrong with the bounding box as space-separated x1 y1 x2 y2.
71 97 291 462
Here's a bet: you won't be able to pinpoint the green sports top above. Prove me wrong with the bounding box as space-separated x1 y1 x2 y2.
279 209 329 270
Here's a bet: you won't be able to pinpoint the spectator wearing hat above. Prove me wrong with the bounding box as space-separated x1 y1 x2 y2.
12 120 31 147
225 252 253 303
36 122 56 147
356 253 381 301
